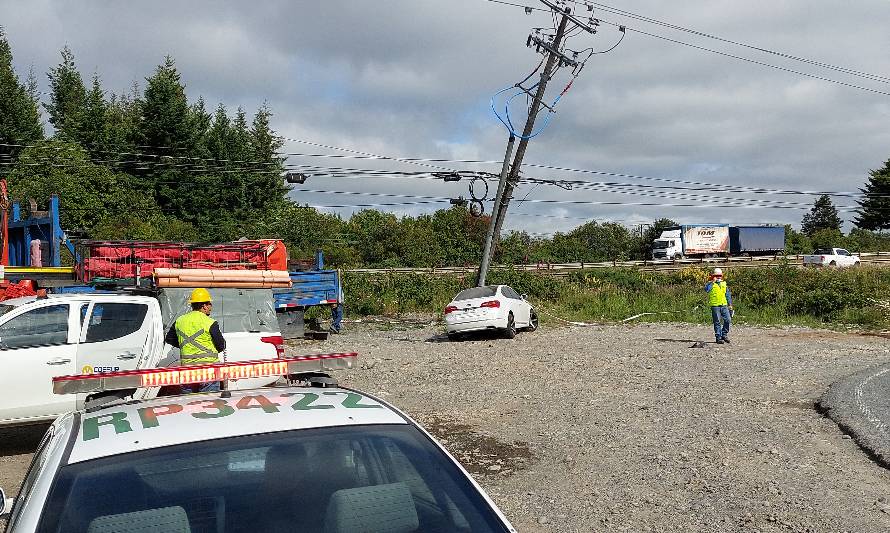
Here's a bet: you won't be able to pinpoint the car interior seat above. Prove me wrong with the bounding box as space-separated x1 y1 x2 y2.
62 468 152 533
86 506 191 533
323 482 419 533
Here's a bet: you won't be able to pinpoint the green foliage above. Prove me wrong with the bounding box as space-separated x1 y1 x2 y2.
0 27 43 158
45 46 86 140
801 194 842 236
342 266 890 331
809 228 844 250
855 159 890 231
784 225 811 254
138 56 191 152
8 141 161 233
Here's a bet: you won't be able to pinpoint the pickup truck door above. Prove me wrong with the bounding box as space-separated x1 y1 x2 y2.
75 298 160 374
0 302 79 423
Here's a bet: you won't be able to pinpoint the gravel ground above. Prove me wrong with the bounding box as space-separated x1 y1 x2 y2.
315 320 890 532
2 320 890 532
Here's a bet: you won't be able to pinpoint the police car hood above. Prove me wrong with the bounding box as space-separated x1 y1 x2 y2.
68 387 406 464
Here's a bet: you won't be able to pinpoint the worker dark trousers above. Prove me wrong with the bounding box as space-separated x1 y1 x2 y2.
710 305 731 341
331 304 343 333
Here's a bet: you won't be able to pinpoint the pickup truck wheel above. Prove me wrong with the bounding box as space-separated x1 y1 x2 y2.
829 260 837 267
504 313 516 339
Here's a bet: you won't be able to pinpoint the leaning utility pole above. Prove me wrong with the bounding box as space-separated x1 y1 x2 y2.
477 6 574 286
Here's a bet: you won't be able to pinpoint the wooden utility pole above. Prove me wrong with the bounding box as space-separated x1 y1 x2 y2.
477 7 574 286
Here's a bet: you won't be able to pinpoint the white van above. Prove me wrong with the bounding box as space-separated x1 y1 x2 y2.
0 288 284 427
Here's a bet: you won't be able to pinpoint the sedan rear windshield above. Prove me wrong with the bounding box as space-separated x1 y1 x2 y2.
37 424 510 533
454 286 497 301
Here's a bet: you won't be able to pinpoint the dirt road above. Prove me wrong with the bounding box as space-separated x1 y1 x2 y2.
2 321 889 532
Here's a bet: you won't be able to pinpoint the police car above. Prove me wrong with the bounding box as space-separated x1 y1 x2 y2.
0 353 516 533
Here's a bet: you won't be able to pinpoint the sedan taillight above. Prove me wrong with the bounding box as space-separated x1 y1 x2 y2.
444 305 458 314
480 300 500 308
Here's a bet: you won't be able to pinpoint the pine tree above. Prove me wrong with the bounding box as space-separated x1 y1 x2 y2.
78 74 108 155
45 46 87 140
187 97 212 159
0 27 44 159
138 56 191 153
206 103 231 161
249 103 283 164
248 104 288 210
801 194 842 236
854 159 890 231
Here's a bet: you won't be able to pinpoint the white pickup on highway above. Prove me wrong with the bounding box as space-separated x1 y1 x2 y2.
0 289 285 427
802 248 860 268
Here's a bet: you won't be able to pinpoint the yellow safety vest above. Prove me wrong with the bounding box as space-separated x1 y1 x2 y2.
708 281 729 307
175 311 219 365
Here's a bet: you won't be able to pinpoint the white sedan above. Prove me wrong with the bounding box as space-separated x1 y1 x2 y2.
444 285 538 339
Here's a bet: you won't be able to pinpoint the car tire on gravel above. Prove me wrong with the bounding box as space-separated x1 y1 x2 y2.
527 310 539 332
504 313 516 339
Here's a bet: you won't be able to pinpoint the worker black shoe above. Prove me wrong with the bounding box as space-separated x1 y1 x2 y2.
723 337 731 344
715 338 725 344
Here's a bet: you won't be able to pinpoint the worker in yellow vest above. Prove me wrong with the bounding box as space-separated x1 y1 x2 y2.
705 268 733 344
164 288 226 392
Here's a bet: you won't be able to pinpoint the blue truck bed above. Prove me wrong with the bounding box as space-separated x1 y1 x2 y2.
272 269 341 309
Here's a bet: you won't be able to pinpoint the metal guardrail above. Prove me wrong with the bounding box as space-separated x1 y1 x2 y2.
346 251 890 276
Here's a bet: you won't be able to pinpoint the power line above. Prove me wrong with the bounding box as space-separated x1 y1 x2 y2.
277 142 876 199
8 140 873 200
483 0 890 97
574 1 890 85
4 140 886 207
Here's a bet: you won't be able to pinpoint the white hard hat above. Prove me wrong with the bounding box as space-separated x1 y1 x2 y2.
712 267 723 276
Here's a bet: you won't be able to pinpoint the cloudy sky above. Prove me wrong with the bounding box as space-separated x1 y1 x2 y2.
3 0 890 235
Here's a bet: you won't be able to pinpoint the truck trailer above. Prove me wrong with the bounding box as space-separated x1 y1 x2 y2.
651 224 785 259
729 226 785 256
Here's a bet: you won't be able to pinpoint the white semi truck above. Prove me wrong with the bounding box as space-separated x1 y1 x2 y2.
651 225 785 259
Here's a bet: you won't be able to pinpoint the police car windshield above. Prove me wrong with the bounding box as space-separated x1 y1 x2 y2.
36 424 510 533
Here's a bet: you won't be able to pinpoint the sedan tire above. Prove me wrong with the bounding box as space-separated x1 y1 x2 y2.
526 310 539 332
504 312 516 339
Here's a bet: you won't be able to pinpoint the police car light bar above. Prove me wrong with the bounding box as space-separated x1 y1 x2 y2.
52 353 358 395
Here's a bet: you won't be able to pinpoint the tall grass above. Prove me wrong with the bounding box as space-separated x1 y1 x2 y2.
342 266 890 330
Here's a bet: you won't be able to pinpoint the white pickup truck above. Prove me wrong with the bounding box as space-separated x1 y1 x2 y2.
802 248 860 268
0 289 285 427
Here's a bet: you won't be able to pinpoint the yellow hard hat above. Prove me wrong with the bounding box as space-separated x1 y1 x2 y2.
189 288 212 304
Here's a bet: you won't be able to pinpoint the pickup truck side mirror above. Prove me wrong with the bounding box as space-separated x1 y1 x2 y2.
520 293 528 300
0 486 11 517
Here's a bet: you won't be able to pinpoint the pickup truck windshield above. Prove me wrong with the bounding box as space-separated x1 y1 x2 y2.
37 424 509 533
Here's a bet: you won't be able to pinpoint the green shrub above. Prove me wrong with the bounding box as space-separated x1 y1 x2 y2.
340 266 890 330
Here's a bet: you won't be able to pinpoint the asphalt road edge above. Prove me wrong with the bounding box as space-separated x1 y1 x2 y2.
818 361 890 470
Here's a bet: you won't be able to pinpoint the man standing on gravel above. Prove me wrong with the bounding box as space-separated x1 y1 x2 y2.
705 267 733 344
